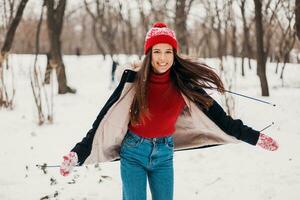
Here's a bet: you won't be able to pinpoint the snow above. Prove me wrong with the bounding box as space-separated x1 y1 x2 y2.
0 54 299 200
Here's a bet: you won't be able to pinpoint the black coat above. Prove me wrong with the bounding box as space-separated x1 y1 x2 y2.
71 69 260 165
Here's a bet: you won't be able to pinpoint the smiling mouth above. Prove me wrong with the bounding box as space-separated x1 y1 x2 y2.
158 64 167 67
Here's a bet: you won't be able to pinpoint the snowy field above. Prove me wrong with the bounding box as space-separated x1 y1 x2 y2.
0 54 300 200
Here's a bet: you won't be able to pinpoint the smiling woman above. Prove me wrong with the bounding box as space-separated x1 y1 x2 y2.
60 22 279 200
151 43 174 74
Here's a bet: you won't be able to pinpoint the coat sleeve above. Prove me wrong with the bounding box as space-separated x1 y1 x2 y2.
199 89 260 145
71 70 133 165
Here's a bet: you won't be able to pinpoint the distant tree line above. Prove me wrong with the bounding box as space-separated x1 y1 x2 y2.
1 0 299 61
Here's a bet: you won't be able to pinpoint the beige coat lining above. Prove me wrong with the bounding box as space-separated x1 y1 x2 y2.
84 82 239 164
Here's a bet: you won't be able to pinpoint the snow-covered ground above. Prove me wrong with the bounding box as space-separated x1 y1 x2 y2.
0 54 299 200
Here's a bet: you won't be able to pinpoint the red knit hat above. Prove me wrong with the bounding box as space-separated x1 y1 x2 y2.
144 22 178 54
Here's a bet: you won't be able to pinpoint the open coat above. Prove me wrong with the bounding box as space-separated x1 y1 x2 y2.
71 69 260 165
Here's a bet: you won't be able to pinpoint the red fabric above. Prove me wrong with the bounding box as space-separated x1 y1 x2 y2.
144 22 178 54
128 69 185 138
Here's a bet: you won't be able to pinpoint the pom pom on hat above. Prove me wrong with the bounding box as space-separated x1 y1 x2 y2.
152 22 167 28
144 22 178 54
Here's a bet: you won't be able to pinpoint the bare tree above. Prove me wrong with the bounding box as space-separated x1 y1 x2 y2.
239 0 254 75
211 0 225 65
275 1 296 73
30 2 53 125
279 1 297 82
137 0 151 55
0 0 29 108
193 23 212 57
84 0 121 57
223 0 233 57
149 0 170 22
231 23 238 71
175 0 194 54
117 3 137 55
44 0 75 94
199 1 214 58
263 0 282 63
1 0 17 28
254 0 269 96
0 0 28 67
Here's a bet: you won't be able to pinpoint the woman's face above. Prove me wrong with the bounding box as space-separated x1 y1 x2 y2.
151 43 174 74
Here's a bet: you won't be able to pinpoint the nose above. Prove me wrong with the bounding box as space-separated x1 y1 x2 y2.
159 53 166 61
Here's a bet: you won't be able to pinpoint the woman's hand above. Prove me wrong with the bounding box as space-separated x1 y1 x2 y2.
60 152 78 176
257 133 279 151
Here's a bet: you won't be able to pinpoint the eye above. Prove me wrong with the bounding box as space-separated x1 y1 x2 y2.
153 50 160 53
166 51 173 54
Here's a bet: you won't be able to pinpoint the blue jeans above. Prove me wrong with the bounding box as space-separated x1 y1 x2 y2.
120 130 174 200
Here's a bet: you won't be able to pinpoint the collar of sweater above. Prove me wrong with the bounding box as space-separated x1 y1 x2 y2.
149 68 171 84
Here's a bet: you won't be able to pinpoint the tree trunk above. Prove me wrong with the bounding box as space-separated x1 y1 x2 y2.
45 0 75 94
215 16 223 60
91 22 107 55
212 1 224 66
231 24 237 71
44 53 52 84
175 0 189 54
280 32 296 80
205 28 212 57
295 0 300 40
240 0 252 70
241 57 245 76
254 0 269 96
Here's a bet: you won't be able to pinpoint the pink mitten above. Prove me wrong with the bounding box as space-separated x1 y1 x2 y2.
257 133 279 151
60 152 78 176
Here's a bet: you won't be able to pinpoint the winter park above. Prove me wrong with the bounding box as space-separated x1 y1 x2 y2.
1 0 300 200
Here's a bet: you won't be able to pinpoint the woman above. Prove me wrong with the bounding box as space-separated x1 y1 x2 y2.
60 22 278 200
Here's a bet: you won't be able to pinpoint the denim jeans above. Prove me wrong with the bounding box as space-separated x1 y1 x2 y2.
120 130 174 200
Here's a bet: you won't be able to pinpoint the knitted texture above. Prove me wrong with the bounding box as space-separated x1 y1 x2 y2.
257 133 279 151
128 69 185 138
144 22 178 54
60 152 78 176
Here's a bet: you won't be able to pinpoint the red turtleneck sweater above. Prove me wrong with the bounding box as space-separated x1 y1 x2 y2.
128 69 186 138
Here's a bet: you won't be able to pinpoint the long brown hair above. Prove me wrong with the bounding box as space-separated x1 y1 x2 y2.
130 50 225 125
